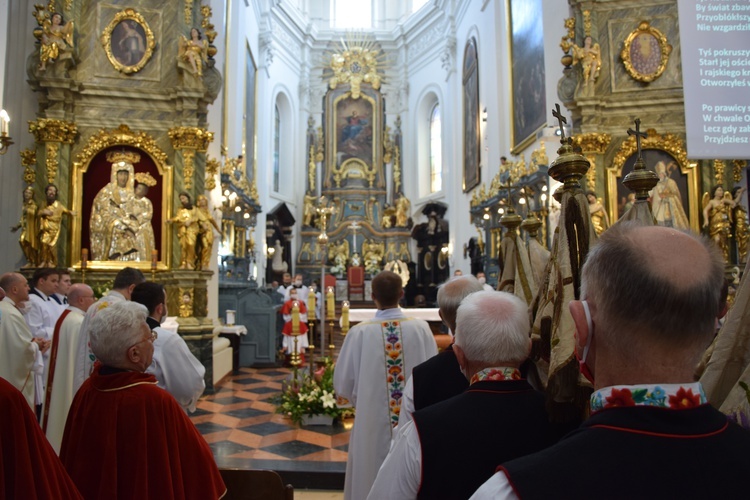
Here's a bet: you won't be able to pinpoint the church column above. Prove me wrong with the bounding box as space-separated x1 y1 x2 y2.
28 118 78 267
167 126 216 392
572 133 611 195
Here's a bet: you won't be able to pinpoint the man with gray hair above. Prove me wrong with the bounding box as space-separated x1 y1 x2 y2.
369 291 555 499
60 301 225 499
73 266 145 391
397 275 485 429
473 224 750 499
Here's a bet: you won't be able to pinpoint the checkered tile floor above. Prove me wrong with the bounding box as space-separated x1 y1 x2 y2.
190 367 349 487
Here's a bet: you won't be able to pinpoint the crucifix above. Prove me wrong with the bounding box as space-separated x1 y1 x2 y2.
627 118 647 161
349 220 361 254
552 103 568 143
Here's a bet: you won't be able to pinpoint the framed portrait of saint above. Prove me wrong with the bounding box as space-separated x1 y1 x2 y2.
621 21 672 83
463 37 480 193
508 0 547 154
101 8 155 74
607 129 698 233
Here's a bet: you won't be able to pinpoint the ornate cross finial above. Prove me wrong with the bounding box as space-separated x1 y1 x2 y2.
627 118 647 161
552 103 568 143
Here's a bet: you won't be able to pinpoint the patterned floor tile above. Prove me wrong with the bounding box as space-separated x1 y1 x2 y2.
194 421 232 435
261 440 328 459
240 421 295 436
209 440 253 457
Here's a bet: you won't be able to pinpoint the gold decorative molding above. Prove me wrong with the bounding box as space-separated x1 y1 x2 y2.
582 10 592 37
20 149 37 185
308 146 316 193
734 160 748 184
182 149 196 191
327 36 383 99
608 128 697 232
75 124 168 166
205 156 220 191
178 287 195 318
383 125 393 164
586 155 597 191
713 159 726 186
45 142 60 185
28 118 77 143
184 0 193 25
168 126 213 151
393 145 401 194
315 126 324 162
100 8 156 74
572 132 611 154
621 21 672 83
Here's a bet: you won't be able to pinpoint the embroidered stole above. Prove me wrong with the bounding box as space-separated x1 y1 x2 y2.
42 309 72 432
380 320 405 428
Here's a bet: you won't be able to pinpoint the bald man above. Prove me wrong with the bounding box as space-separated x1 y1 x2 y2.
0 272 46 407
472 224 750 499
43 283 97 453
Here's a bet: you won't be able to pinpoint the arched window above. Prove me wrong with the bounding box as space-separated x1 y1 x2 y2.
273 105 280 192
429 103 442 193
331 0 372 29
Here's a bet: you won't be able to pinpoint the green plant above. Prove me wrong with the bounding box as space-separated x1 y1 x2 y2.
275 357 349 425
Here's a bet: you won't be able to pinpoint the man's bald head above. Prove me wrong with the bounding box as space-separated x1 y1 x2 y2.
68 284 95 313
437 275 485 331
0 273 29 303
581 223 724 353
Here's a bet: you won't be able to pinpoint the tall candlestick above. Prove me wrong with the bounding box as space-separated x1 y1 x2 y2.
342 300 350 331
0 110 9 136
292 300 300 334
326 286 334 319
308 291 316 321
151 249 158 268
81 248 88 268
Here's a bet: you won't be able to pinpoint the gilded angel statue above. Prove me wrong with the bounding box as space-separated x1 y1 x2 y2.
703 186 734 262
178 28 208 77
38 11 74 72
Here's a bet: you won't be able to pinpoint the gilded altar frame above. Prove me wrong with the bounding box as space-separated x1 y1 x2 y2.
70 124 173 270
620 21 672 83
325 87 383 190
607 129 699 233
101 8 156 74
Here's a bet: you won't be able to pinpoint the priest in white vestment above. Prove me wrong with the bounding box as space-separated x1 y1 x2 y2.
334 271 438 500
43 283 96 453
0 273 46 408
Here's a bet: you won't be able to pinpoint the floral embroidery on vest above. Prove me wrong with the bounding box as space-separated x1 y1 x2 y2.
590 383 707 413
469 367 521 385
381 320 405 428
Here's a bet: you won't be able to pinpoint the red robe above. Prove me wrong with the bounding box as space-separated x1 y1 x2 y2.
60 366 225 499
281 299 309 335
0 376 82 499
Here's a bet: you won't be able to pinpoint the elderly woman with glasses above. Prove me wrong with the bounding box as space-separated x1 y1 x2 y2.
60 301 226 499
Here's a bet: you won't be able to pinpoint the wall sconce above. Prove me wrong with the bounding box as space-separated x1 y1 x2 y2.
267 245 276 259
0 109 13 155
482 107 488 122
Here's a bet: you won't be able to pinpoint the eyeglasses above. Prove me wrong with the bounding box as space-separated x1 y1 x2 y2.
129 330 158 350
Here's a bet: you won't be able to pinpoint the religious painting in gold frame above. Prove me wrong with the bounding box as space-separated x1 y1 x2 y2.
507 0 547 154
101 8 156 74
620 21 672 83
324 85 383 190
607 129 699 233
463 37 480 193
70 124 173 270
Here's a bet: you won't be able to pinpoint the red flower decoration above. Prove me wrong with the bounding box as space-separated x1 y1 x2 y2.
668 387 701 409
605 388 636 408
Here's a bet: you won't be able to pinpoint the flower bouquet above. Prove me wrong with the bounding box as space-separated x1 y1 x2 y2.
275 357 350 425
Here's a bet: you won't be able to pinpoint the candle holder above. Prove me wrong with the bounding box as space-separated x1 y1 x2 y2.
328 320 336 358
307 321 316 377
290 334 301 382
0 110 13 155
81 249 88 284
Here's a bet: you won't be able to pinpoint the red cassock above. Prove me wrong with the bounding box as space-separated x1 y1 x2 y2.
60 366 226 499
281 299 309 335
0 376 82 499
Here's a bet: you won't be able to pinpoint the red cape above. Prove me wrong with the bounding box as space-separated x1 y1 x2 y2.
0 376 82 499
60 366 225 499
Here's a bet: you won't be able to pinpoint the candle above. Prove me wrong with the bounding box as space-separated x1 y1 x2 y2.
292 300 300 334
342 300 350 330
308 291 316 321
0 110 9 136
326 286 334 320
81 248 88 268
151 249 158 268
